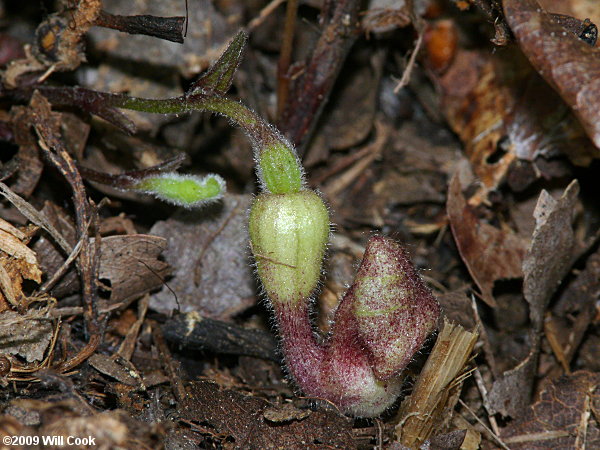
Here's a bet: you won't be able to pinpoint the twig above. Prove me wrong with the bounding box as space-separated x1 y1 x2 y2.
246 0 286 32
276 0 299 119
95 10 185 43
278 0 362 152
393 31 424 94
473 368 501 436
28 92 101 373
151 320 187 403
0 181 72 254
394 0 424 94
458 398 510 450
37 220 88 294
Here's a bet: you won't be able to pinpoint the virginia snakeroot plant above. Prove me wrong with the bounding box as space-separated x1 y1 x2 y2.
102 31 440 417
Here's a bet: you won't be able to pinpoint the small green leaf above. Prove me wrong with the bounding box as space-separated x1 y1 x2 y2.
133 173 225 208
187 30 247 95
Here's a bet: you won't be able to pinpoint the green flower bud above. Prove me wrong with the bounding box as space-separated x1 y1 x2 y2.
249 190 329 305
257 142 303 194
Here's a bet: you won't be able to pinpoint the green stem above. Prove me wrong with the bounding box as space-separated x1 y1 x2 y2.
117 93 304 194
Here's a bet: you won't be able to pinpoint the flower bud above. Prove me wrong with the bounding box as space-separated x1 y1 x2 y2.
249 190 329 305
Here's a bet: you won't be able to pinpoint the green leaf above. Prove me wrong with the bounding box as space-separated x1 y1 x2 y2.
187 30 248 95
133 173 226 208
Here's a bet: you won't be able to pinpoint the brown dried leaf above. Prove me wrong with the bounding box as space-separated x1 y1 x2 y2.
548 246 600 372
523 180 579 330
501 371 600 448
0 309 53 362
0 218 41 308
305 59 381 166
447 172 527 307
149 195 255 319
489 181 580 419
504 0 600 153
179 381 355 449
88 353 143 388
436 290 477 331
98 234 170 304
41 410 160 448
488 347 538 418
439 50 520 198
32 203 79 299
439 46 592 201
361 1 411 34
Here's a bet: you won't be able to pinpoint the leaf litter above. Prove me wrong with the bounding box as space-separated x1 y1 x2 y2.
0 0 599 448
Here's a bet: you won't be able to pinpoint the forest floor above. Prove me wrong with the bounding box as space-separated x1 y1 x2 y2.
0 0 599 449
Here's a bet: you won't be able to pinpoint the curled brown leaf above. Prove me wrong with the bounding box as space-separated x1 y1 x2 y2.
504 0 600 153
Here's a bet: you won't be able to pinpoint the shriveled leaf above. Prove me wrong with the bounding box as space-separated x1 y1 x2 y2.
447 172 527 307
549 246 600 368
361 0 411 34
438 47 591 199
539 0 600 30
504 0 600 153
488 347 538 418
0 219 41 308
0 309 53 362
489 181 580 419
88 353 143 388
7 106 44 197
32 202 79 298
523 180 579 329
98 234 171 304
501 371 600 448
438 50 521 198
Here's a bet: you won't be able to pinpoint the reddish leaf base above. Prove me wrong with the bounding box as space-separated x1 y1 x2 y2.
274 236 440 417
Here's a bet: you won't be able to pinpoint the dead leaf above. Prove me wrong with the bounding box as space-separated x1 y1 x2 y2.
88 353 143 388
547 246 600 373
489 181 580 418
263 403 312 423
438 50 520 199
361 0 411 34
504 0 600 154
501 371 600 448
97 234 170 304
488 346 538 418
438 45 593 200
447 171 527 307
523 180 579 330
149 194 256 319
0 218 42 308
32 202 79 299
0 309 53 362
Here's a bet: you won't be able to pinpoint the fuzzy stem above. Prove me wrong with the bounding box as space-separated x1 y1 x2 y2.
119 94 303 194
120 95 264 140
275 302 326 396
273 289 404 417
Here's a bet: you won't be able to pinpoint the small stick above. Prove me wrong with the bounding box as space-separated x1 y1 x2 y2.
276 0 299 119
